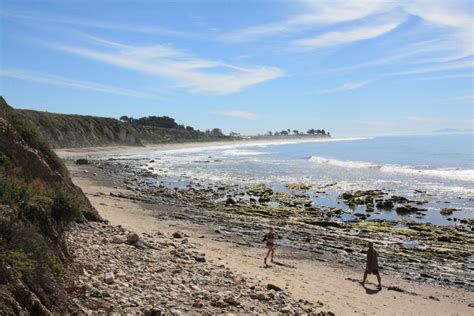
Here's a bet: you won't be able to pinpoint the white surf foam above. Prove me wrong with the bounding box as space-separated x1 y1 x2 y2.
222 149 265 156
309 156 474 182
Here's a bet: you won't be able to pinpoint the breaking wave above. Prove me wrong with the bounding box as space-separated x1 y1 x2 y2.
309 156 474 182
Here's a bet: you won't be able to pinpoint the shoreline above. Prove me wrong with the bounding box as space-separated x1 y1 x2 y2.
64 161 474 315
56 135 344 158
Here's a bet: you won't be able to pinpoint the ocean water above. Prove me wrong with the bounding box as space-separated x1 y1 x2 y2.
112 134 474 226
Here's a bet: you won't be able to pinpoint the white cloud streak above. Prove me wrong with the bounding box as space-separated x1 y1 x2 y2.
45 38 283 95
443 95 474 103
0 68 159 99
293 22 400 49
319 80 370 94
216 111 260 120
404 116 442 122
2 10 196 38
219 1 395 41
388 60 473 76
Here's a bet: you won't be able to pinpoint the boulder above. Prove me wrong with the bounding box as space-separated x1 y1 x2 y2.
391 196 409 203
225 197 237 205
172 231 185 239
396 205 426 214
376 200 394 209
440 208 459 216
104 272 115 284
267 283 283 292
75 158 90 165
126 233 140 243
112 235 126 244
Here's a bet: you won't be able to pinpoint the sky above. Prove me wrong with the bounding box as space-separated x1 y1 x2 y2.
0 0 473 136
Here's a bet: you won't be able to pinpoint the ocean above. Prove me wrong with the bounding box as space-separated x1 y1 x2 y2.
111 133 474 226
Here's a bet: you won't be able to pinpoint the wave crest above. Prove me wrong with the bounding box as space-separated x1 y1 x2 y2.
309 156 474 182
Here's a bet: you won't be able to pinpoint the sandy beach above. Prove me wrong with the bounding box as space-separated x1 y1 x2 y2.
55 136 343 159
59 145 474 315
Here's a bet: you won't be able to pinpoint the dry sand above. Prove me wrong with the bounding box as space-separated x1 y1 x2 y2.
61 148 474 316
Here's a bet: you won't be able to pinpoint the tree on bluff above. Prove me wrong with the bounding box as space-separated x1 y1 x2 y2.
209 128 224 137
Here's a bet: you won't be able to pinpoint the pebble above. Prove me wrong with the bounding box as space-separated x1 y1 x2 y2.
67 222 322 314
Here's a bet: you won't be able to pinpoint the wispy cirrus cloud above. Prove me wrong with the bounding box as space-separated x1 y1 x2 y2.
44 37 283 95
216 111 260 120
319 80 370 94
404 116 442 122
443 95 474 103
0 68 159 99
1 10 197 38
412 73 474 81
219 1 394 42
389 60 474 76
293 22 400 49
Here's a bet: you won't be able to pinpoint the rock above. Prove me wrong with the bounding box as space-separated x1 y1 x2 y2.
354 213 367 220
194 256 206 263
396 205 426 214
376 200 394 209
280 305 293 313
338 192 353 200
223 296 240 306
440 208 459 216
267 283 283 292
112 235 126 244
172 231 185 239
225 197 237 205
127 233 140 243
93 172 98 176
75 158 90 165
468 303 474 308
387 286 405 292
317 312 335 316
83 170 89 174
134 240 149 249
192 301 204 308
256 293 267 301
366 203 374 212
145 308 162 316
104 272 115 284
391 196 409 203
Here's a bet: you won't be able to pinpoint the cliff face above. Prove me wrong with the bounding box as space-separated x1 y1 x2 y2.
18 109 143 148
0 97 101 314
18 109 218 149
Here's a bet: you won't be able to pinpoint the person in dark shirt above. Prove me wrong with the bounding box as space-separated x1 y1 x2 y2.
263 227 276 266
362 242 382 290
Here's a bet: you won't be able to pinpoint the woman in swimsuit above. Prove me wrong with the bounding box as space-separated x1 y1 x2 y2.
263 227 276 266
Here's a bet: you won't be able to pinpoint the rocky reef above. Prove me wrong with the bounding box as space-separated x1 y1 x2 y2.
84 158 473 292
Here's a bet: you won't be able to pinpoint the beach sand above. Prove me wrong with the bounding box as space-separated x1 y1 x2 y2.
59 146 474 315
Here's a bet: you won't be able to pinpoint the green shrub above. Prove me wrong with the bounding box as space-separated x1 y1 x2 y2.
52 188 84 223
6 249 37 277
0 179 30 207
31 195 54 207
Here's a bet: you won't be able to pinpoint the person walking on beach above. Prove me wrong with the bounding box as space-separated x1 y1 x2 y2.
263 227 276 266
362 241 382 290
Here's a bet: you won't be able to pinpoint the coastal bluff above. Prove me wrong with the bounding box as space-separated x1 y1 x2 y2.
17 108 222 149
0 97 102 314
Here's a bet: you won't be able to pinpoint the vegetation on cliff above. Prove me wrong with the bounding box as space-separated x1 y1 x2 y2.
0 97 101 314
18 109 230 149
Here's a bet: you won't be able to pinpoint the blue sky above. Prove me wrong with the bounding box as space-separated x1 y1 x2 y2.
1 0 473 136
